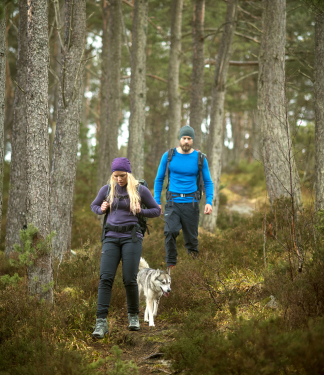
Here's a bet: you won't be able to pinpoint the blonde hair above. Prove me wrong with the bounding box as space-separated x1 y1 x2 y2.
107 172 141 215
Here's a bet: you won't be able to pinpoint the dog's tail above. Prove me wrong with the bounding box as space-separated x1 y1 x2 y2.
138 257 150 270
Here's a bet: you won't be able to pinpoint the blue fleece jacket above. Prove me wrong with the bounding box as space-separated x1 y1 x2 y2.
154 149 214 206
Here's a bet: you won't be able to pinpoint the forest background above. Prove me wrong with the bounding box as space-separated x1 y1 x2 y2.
1 0 324 374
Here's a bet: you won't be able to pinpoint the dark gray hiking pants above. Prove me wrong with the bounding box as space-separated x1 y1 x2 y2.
164 202 200 267
97 237 142 319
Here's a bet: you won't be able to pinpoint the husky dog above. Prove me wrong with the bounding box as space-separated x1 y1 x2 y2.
137 258 171 327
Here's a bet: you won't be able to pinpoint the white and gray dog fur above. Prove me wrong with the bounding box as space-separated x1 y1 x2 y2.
137 257 171 327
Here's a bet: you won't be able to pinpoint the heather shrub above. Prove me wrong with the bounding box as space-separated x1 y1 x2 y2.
164 311 324 374
0 284 90 374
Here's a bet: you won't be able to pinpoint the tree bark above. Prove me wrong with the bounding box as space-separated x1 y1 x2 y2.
49 36 61 168
167 0 183 149
0 9 5 242
203 0 238 232
315 10 324 210
189 0 205 150
50 0 86 259
127 0 148 179
26 0 53 302
106 0 121 169
4 37 14 151
257 0 301 207
97 0 109 192
5 0 28 257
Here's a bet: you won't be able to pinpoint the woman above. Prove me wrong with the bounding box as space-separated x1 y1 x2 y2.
90 157 161 338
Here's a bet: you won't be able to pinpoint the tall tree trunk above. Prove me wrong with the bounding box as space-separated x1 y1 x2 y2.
97 0 109 192
168 0 183 149
4 35 14 151
5 0 28 257
26 0 53 302
127 0 148 178
232 112 244 165
315 10 324 210
203 0 238 232
257 0 301 206
251 109 261 162
50 0 86 259
80 71 89 162
106 0 121 168
49 36 61 167
0 9 5 241
189 0 205 150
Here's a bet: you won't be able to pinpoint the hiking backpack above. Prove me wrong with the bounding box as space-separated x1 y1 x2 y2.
101 179 150 242
165 148 206 204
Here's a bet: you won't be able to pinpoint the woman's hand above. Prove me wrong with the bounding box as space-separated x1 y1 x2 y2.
101 201 109 213
135 202 141 213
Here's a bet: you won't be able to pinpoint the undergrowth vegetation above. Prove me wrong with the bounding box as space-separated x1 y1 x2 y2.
1 159 324 373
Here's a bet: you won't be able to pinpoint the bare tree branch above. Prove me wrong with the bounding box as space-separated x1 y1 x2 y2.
234 31 260 43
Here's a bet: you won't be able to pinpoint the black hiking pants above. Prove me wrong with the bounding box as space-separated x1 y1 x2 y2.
96 237 142 319
164 202 200 267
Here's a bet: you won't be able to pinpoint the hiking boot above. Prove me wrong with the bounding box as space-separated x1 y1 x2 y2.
92 318 109 339
189 251 198 259
128 313 140 331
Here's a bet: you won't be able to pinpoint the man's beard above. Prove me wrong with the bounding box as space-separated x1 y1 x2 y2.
180 143 191 152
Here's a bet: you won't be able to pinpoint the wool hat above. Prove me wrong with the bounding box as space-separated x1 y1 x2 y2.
111 157 132 173
179 125 195 140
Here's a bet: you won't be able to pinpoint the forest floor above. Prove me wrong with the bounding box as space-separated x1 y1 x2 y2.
91 310 176 375
224 184 258 216
2 164 323 374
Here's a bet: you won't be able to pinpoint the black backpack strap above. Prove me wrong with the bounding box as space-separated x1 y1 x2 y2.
101 184 111 242
197 151 206 200
165 148 176 203
165 148 176 192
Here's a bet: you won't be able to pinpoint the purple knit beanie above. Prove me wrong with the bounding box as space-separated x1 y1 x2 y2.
111 157 132 173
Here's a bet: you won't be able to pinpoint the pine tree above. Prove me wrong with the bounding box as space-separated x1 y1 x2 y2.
314 7 324 210
5 0 28 257
50 0 86 258
203 0 238 232
0 7 5 241
257 0 301 206
26 0 53 302
168 0 183 149
97 0 110 192
106 0 122 168
189 0 205 150
127 0 149 178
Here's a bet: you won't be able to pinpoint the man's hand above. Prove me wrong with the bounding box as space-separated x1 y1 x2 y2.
204 204 212 215
101 201 109 213
159 204 163 214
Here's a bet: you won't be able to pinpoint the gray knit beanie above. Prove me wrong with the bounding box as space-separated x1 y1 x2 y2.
179 125 195 140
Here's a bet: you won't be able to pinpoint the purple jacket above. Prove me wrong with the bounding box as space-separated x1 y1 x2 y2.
91 183 161 239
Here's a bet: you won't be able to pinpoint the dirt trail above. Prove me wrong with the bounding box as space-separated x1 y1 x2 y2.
92 312 175 374
224 184 259 216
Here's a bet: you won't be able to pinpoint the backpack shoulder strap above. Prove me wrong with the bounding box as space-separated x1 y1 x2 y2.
101 184 111 242
106 183 111 200
165 148 176 192
197 151 206 171
197 151 206 199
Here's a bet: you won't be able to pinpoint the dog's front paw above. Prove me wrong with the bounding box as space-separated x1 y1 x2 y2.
144 318 149 323
149 322 155 327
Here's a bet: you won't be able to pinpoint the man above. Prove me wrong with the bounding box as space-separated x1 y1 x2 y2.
154 125 214 269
